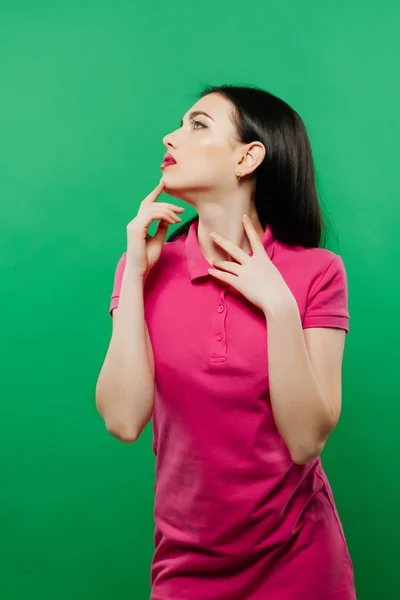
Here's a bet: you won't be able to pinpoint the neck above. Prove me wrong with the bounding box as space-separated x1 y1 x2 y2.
194 187 264 266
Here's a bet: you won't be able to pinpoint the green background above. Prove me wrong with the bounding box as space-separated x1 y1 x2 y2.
1 1 399 598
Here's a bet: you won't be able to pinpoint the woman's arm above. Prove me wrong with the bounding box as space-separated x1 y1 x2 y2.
96 265 155 443
205 217 348 465
265 302 346 465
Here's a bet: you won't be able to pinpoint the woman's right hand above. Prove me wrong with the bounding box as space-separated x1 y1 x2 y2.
126 179 184 278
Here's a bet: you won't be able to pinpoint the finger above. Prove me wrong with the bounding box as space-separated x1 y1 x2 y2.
210 233 248 264
164 209 182 223
141 212 176 227
211 260 241 276
243 215 264 254
150 207 182 223
142 180 165 205
156 202 185 213
153 219 170 242
208 267 238 286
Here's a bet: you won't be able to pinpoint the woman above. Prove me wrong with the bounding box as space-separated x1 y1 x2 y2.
96 85 356 599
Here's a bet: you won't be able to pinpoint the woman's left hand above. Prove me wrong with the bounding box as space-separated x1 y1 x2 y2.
208 214 297 317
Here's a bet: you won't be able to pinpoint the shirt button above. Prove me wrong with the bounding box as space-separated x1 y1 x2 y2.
217 333 223 341
218 305 225 313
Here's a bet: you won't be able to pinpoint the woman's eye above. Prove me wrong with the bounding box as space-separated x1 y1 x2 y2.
191 119 206 129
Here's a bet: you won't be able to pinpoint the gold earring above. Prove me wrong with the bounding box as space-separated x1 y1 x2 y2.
235 172 242 179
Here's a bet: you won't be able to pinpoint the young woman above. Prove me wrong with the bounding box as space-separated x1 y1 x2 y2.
96 85 356 599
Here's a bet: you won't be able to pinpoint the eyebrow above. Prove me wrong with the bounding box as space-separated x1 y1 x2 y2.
180 110 215 127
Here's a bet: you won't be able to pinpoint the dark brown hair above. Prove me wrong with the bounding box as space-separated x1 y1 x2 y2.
168 84 326 248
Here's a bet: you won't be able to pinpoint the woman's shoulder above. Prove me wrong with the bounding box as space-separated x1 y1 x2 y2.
274 241 348 302
276 239 345 272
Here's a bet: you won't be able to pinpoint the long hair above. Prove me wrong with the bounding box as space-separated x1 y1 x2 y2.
167 85 326 248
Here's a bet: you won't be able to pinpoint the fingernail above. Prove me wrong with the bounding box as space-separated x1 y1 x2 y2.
210 232 217 239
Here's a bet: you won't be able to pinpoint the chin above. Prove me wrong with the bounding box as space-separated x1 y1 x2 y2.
162 175 198 206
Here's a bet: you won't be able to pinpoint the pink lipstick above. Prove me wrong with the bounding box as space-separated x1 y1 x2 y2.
161 153 177 169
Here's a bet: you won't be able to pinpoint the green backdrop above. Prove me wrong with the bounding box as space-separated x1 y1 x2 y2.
1 1 399 599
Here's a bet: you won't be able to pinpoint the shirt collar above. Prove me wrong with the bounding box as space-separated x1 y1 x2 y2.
185 218 275 282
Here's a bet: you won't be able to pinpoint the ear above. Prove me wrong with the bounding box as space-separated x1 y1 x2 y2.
237 142 266 177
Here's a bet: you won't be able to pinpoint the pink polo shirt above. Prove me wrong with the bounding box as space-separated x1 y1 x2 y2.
109 220 356 600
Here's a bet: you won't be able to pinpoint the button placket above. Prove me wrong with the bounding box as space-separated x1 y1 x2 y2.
210 288 228 361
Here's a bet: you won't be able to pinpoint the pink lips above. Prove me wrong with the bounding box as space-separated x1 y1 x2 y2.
161 153 177 169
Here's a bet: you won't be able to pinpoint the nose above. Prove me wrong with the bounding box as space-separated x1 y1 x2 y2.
163 129 178 149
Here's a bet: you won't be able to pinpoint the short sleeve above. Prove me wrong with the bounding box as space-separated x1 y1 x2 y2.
109 252 127 317
302 255 350 333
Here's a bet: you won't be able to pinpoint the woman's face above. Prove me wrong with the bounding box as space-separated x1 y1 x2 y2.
161 93 244 200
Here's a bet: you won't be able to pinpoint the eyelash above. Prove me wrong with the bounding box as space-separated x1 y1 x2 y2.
191 119 206 130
